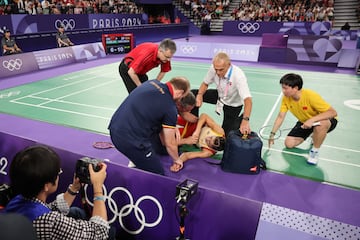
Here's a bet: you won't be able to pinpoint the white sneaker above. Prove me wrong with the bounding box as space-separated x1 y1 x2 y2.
128 160 136 168
307 150 319 165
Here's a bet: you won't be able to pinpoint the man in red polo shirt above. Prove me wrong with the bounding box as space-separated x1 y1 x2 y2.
119 38 177 93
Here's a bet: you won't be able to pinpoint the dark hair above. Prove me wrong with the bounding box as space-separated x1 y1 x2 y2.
10 145 61 198
180 92 196 108
212 136 226 151
159 38 177 53
279 73 303 90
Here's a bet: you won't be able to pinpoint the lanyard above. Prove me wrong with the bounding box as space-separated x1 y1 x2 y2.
218 65 233 98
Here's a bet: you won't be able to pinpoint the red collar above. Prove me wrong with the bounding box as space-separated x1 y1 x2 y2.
166 82 174 97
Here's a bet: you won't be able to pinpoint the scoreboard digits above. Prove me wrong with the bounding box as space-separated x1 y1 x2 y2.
102 33 134 54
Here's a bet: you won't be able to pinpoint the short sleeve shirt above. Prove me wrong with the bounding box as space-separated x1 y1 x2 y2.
124 42 171 75
108 80 177 141
203 64 252 107
1 37 16 48
280 88 331 123
56 32 70 43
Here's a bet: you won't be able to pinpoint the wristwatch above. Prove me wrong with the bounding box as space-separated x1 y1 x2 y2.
67 184 79 196
243 117 250 121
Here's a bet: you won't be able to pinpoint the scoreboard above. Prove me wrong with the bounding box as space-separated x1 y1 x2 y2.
102 33 134 54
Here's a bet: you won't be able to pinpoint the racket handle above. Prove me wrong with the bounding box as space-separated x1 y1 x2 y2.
312 121 320 126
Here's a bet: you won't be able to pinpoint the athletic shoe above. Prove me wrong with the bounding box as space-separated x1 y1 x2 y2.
307 150 319 165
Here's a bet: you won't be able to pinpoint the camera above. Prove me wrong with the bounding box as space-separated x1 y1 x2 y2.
75 157 102 184
176 179 198 204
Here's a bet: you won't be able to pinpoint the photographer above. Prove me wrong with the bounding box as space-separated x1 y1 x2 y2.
5 144 110 240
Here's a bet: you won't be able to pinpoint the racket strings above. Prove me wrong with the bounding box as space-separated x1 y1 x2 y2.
258 126 293 140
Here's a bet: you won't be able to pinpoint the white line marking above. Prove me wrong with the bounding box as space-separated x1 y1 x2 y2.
265 147 360 168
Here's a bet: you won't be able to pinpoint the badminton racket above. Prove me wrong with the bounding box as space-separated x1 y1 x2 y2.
258 121 320 140
92 141 115 149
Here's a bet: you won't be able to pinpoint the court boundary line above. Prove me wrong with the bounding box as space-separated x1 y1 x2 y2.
266 148 360 168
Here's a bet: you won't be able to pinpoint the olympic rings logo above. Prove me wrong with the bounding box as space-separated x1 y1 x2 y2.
2 59 22 71
181 45 197 54
237 22 260 33
84 185 163 235
55 19 76 30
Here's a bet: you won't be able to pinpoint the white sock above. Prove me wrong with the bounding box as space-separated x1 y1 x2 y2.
311 147 319 152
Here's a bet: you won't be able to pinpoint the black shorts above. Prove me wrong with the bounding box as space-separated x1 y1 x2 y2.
287 118 338 140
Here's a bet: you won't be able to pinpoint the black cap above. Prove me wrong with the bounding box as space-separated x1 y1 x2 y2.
4 29 10 33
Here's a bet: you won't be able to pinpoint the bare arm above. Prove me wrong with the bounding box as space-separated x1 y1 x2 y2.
302 107 337 128
14 43 21 51
195 82 209 107
170 149 213 172
180 149 213 162
128 67 142 87
156 71 166 81
90 163 108 221
268 111 287 148
63 176 81 207
162 128 182 168
239 97 252 134
57 37 69 47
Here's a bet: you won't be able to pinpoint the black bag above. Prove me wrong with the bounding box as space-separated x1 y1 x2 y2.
221 130 266 174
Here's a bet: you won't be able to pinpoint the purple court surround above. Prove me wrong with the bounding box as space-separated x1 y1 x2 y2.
0 36 359 239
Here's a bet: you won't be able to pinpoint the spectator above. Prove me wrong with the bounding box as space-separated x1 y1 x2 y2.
191 52 253 137
56 24 74 47
5 144 110 239
109 77 190 175
1 29 22 55
341 22 351 31
118 38 177 93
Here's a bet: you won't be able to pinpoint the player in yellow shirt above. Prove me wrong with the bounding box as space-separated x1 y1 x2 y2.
268 73 338 165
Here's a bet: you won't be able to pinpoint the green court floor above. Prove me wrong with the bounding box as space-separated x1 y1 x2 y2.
0 61 359 190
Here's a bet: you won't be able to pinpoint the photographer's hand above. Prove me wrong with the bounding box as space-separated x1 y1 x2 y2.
90 163 108 221
89 162 107 188
64 175 82 206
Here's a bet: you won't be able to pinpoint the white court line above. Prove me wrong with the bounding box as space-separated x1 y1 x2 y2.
11 80 117 118
37 79 118 107
10 72 118 118
251 91 279 97
261 91 283 129
24 96 114 111
11 72 115 102
264 135 360 154
265 147 360 168
10 101 111 120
